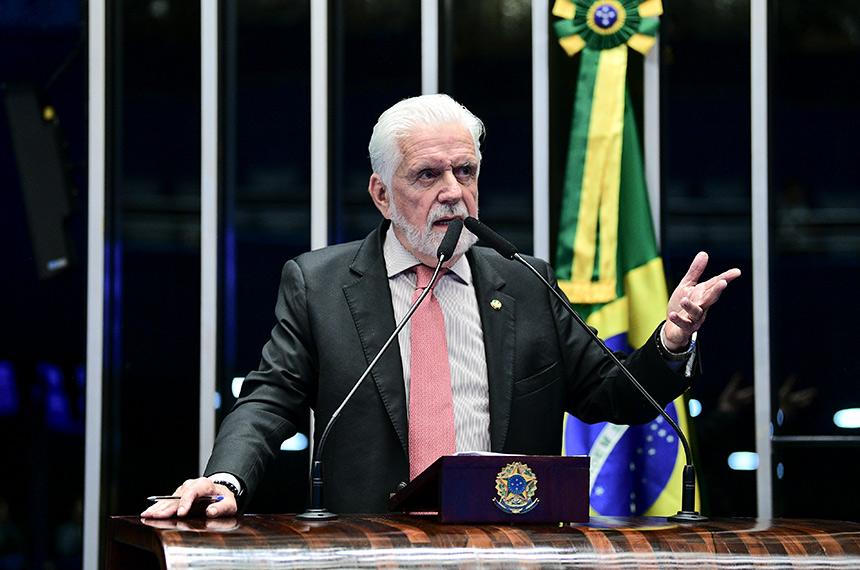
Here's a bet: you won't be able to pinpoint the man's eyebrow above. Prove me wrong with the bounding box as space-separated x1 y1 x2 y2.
406 159 443 173
405 164 438 177
406 155 477 174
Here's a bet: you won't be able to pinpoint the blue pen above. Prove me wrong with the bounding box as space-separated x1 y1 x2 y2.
147 494 224 502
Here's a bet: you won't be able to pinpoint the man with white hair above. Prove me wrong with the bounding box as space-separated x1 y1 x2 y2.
143 94 739 518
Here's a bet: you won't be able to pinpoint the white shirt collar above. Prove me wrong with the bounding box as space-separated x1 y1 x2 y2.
383 223 471 284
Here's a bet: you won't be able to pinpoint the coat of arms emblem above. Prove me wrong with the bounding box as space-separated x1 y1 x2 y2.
493 461 539 514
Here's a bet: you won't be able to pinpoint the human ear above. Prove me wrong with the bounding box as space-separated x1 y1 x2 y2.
368 174 390 217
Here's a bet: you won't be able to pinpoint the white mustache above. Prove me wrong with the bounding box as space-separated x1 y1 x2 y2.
428 203 469 225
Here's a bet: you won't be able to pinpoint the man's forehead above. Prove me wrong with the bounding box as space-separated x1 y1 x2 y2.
398 128 477 169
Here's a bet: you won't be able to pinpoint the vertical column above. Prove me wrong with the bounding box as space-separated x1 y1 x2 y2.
200 0 219 473
84 0 106 566
421 0 439 94
644 35 661 245
311 1 328 251
751 0 772 519
308 0 330 465
532 0 550 260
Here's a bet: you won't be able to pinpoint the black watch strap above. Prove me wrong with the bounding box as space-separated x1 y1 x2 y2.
212 479 242 499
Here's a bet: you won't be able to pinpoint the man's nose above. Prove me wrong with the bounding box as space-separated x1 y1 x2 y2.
437 170 463 202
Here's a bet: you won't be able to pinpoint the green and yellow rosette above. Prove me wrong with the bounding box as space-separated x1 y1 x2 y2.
552 0 662 305
553 0 662 57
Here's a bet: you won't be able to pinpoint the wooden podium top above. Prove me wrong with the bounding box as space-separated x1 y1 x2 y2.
108 513 860 569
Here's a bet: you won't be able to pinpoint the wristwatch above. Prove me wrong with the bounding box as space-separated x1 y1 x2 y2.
655 322 696 361
212 479 243 500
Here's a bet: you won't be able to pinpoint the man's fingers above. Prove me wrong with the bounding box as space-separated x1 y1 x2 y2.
719 267 742 283
679 297 706 321
175 477 219 517
206 495 238 518
692 273 736 312
668 311 695 330
141 477 224 519
700 268 742 294
141 498 179 519
698 280 728 310
681 253 741 298
680 251 709 285
177 498 194 517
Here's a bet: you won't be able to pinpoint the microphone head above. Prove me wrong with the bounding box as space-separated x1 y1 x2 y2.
436 217 464 260
464 217 518 259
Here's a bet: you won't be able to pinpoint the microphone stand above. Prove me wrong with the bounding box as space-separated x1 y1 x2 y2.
296 262 442 521
512 252 706 523
464 216 706 523
297 219 463 521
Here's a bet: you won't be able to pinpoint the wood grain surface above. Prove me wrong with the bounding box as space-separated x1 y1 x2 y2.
108 514 860 569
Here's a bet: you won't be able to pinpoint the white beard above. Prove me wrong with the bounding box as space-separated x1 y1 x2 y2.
388 199 478 259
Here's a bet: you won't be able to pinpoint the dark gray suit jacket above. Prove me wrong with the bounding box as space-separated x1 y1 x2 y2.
205 220 695 513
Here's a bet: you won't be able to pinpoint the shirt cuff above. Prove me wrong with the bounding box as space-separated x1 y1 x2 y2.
657 323 698 378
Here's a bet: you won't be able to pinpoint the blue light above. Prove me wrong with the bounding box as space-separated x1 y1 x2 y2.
688 398 702 418
232 377 245 398
728 451 759 471
35 362 82 435
280 433 309 451
833 408 860 429
0 361 19 416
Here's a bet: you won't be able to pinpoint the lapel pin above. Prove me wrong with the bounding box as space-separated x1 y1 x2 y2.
490 299 502 310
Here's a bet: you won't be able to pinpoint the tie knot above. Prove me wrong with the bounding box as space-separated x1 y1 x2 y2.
414 265 437 290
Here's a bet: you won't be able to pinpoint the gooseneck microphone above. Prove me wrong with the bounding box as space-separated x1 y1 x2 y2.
297 218 464 521
463 216 706 523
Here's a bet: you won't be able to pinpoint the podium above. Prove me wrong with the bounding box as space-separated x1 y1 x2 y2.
110 455 860 568
388 454 590 523
108 514 860 569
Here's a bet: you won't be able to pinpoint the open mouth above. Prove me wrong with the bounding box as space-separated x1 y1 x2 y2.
432 217 461 228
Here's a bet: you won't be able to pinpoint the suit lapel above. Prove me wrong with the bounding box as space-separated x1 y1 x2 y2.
341 232 519 458
342 222 409 457
469 249 516 452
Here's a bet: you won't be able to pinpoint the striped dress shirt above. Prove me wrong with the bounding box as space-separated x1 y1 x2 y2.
383 224 492 454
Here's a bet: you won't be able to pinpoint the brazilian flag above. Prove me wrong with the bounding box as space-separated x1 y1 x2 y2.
553 0 696 516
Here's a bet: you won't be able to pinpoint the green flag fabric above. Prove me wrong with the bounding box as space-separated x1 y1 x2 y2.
553 0 698 516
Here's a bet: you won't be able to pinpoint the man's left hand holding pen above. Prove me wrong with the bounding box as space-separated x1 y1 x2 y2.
141 477 239 519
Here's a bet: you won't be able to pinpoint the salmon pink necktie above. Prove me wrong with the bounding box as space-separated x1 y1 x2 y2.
408 265 456 480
